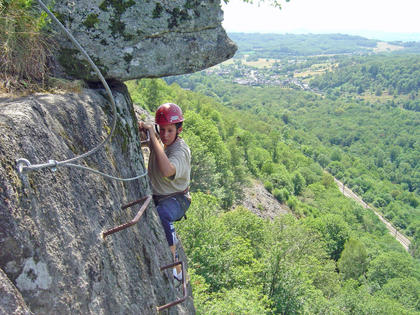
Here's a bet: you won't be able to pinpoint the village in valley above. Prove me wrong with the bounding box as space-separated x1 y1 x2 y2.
204 57 317 91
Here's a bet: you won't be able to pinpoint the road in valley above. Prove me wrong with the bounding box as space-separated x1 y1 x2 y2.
334 178 411 251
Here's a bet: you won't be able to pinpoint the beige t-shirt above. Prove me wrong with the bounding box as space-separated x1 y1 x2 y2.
148 138 191 195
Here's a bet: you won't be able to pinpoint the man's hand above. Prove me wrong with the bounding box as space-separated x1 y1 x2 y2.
138 121 157 145
138 121 154 132
138 121 175 177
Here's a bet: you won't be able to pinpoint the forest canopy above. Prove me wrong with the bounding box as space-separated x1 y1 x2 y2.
126 32 420 315
127 73 420 314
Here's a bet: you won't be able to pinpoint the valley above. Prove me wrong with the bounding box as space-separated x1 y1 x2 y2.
128 32 420 314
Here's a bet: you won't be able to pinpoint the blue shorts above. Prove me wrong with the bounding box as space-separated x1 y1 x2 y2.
155 194 190 246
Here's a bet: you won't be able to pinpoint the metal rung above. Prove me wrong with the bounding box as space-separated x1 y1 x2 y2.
157 261 187 312
101 195 152 239
140 130 150 144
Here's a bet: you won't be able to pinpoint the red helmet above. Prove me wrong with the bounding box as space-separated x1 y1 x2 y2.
155 103 184 125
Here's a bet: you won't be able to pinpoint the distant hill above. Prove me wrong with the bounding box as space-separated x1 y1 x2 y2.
228 33 420 58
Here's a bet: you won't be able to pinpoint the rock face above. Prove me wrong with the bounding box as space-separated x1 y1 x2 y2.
239 180 290 220
0 84 195 314
0 269 32 315
48 0 237 81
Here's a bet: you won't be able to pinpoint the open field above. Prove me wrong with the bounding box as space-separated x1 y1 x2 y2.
294 63 336 80
374 41 405 53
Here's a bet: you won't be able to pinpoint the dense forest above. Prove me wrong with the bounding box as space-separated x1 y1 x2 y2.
126 72 420 313
310 55 420 106
126 33 420 314
228 33 420 59
229 33 379 57
167 40 420 233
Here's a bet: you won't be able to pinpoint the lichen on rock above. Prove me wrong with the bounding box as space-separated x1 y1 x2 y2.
49 0 236 81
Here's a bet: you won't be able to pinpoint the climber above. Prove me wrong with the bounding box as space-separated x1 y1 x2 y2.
138 103 191 282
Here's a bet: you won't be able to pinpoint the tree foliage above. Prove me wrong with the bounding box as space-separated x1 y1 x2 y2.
126 72 420 314
338 239 368 281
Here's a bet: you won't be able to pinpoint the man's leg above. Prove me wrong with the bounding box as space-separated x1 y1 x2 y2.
156 198 185 278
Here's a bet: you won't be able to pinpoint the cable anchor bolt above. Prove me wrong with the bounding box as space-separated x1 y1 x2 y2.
48 160 58 172
15 158 31 174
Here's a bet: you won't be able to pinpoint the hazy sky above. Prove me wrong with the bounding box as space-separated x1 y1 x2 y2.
222 0 420 40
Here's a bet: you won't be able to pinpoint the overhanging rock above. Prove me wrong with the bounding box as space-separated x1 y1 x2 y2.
48 0 237 81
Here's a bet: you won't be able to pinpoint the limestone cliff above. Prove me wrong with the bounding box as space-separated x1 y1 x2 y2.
0 83 194 314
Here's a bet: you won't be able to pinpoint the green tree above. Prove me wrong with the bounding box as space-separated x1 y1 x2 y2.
183 111 238 207
183 131 220 195
338 239 368 281
308 214 351 261
292 171 306 195
273 187 289 203
377 277 420 311
203 287 270 315
177 193 264 291
263 215 337 314
321 172 335 188
270 171 293 193
330 149 342 161
144 79 164 111
367 251 418 288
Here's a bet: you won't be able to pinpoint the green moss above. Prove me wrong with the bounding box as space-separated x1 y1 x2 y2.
83 13 99 29
58 48 90 78
3 161 21 191
52 11 73 24
122 33 134 41
123 53 133 64
152 3 163 18
125 122 131 137
99 1 109 11
99 0 135 14
58 48 108 81
167 6 191 29
183 1 201 19
109 18 126 37
136 29 146 37
99 0 136 40
104 124 111 135
114 120 131 153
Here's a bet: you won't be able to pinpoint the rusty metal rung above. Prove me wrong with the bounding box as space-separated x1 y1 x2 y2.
156 261 187 312
101 195 152 239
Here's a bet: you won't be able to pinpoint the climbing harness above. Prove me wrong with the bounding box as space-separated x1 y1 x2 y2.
15 0 147 182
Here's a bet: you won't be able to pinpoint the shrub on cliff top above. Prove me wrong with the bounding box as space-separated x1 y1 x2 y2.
0 0 52 92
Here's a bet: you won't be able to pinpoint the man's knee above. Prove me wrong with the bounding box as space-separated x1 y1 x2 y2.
157 204 171 222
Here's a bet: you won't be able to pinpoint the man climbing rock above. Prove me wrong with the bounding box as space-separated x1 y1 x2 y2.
138 103 191 282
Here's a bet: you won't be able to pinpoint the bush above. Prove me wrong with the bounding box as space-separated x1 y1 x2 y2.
287 195 298 210
322 172 335 188
292 172 306 195
0 0 53 92
264 180 273 192
273 188 289 203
